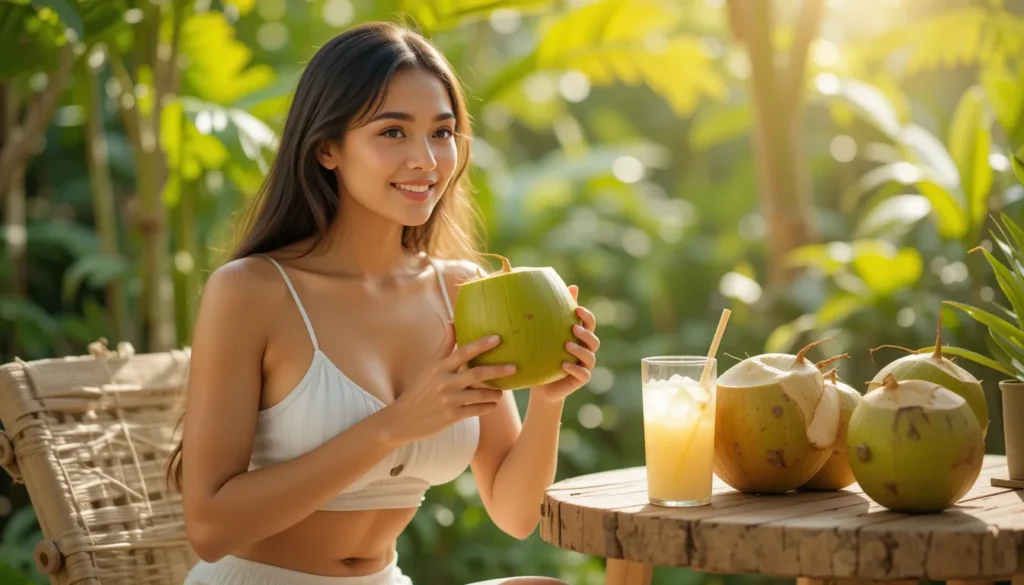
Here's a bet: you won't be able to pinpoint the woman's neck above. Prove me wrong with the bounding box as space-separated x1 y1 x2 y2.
313 197 423 282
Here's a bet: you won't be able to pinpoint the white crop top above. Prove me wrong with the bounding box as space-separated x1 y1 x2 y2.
249 255 481 511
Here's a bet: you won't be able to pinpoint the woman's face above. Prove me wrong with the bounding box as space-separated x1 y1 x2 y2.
318 67 459 227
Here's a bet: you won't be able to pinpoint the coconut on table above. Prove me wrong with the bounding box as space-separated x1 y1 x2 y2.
869 317 990 438
847 374 984 513
712 339 844 494
453 254 580 390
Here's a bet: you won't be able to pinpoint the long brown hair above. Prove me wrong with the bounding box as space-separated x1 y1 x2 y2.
167 21 483 491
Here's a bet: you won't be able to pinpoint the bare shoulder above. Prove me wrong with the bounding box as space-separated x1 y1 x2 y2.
434 257 487 303
436 256 487 297
435 257 488 284
201 256 289 307
192 256 290 345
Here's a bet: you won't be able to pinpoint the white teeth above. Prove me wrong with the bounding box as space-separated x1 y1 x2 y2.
394 183 431 193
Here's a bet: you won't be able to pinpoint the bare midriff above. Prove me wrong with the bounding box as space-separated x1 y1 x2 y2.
233 507 419 576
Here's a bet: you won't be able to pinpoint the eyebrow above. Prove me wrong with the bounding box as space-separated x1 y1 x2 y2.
368 111 455 123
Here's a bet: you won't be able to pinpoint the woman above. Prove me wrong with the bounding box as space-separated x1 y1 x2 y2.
170 20 601 585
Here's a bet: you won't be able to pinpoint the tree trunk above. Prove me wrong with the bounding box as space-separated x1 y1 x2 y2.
83 53 130 345
0 44 73 203
726 0 823 287
114 0 186 352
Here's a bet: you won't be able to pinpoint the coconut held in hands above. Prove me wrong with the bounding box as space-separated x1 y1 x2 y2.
453 254 579 390
870 314 989 438
713 339 843 494
847 375 983 513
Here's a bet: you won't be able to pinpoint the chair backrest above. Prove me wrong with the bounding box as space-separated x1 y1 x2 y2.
0 342 198 584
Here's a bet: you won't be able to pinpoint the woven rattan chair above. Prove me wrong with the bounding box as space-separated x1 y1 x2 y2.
0 340 198 584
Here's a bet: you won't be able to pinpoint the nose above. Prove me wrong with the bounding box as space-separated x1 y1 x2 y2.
406 136 438 171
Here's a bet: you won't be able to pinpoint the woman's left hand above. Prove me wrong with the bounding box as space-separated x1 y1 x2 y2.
532 285 600 403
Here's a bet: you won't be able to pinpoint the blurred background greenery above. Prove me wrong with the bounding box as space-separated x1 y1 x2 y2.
1 0 1024 583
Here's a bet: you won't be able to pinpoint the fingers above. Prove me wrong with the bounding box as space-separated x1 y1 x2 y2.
460 401 500 418
453 363 516 388
566 341 596 370
458 387 504 405
572 324 600 352
575 306 597 332
568 284 578 301
562 361 592 383
442 334 500 371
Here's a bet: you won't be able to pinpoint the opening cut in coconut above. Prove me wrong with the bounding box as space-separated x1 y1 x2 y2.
866 374 968 411
718 338 842 449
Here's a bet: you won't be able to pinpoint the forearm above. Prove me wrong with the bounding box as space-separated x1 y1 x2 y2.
489 391 564 538
186 410 402 560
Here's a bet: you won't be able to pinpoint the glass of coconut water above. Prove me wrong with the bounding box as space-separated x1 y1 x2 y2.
641 356 717 507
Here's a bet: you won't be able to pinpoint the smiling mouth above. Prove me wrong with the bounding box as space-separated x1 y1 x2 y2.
392 183 434 194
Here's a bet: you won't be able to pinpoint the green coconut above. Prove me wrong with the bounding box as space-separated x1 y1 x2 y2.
800 362 863 491
846 374 984 513
453 253 579 390
713 339 843 494
870 313 989 438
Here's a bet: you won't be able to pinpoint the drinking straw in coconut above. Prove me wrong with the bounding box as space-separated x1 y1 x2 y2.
670 308 731 485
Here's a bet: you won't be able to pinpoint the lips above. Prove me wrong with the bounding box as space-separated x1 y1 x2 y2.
391 181 436 201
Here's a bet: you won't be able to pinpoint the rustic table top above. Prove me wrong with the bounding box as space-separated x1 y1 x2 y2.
540 455 1024 581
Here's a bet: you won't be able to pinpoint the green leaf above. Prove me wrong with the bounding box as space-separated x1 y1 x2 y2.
222 0 254 14
945 300 1024 346
160 98 235 201
0 297 58 335
915 344 1015 378
687 102 753 151
62 253 131 303
900 124 961 189
990 329 1024 376
765 314 817 354
32 0 82 40
78 0 131 41
948 85 993 228
1 506 39 546
970 245 1024 330
1012 146 1024 186
178 11 275 105
852 243 923 297
995 212 1024 264
481 0 727 117
858 7 990 74
815 75 902 139
853 194 931 240
0 2 67 79
814 294 866 327
982 63 1023 140
0 561 30 585
916 179 969 239
399 0 553 34
26 221 100 256
785 242 852 276
840 162 932 213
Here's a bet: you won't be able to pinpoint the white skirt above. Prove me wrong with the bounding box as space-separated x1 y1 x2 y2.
183 553 413 585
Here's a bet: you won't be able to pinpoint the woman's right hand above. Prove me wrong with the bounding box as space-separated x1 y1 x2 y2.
382 321 512 445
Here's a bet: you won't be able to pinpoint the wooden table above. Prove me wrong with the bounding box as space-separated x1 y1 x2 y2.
540 455 1023 585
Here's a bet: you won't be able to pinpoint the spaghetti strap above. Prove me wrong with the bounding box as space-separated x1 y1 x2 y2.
428 257 454 319
262 255 320 351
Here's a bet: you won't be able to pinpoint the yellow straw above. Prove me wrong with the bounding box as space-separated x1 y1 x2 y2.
669 309 731 485
700 309 731 387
